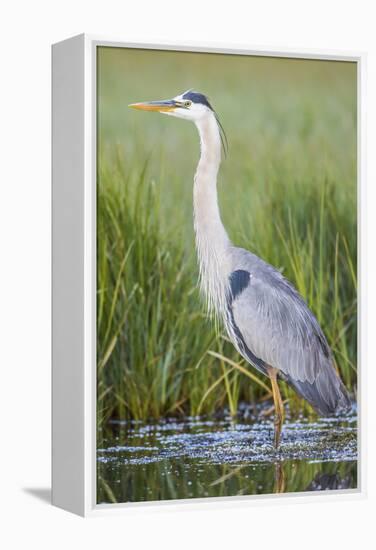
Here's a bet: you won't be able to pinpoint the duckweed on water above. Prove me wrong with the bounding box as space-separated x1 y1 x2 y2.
97 408 357 503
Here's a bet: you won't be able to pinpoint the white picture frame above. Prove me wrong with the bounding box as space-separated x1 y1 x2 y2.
52 33 366 517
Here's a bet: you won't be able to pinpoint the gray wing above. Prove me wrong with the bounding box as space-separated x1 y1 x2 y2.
226 248 351 415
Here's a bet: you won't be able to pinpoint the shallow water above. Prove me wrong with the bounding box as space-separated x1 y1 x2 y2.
97 409 357 504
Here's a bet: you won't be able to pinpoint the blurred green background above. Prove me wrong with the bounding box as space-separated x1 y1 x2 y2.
97 47 357 427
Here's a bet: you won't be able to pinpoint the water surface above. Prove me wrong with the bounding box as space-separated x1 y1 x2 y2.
97 409 357 504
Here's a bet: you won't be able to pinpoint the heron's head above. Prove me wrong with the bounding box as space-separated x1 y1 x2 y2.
129 90 215 123
129 90 228 155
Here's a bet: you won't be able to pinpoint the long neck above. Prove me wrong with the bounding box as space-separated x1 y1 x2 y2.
193 113 231 315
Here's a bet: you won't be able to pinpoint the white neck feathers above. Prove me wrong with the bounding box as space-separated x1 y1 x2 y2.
193 113 231 316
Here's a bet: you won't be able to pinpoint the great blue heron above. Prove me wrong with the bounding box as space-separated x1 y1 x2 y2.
129 90 351 447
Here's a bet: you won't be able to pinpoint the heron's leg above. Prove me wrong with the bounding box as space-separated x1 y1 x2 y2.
267 366 284 449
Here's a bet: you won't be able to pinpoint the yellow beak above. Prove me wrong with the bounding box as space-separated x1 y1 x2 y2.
128 99 177 112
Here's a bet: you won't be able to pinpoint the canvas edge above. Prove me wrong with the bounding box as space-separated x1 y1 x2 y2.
52 33 86 516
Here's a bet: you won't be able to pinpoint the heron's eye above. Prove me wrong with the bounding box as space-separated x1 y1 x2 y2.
184 100 192 108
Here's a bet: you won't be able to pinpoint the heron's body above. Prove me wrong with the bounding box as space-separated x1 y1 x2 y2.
130 90 351 446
